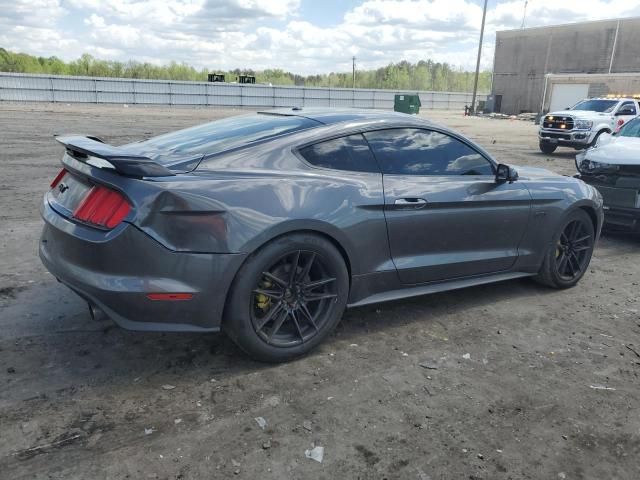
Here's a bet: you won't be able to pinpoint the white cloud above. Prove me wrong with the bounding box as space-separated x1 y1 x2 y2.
2 0 640 74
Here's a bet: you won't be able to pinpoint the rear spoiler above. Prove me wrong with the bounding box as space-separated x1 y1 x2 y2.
56 135 175 178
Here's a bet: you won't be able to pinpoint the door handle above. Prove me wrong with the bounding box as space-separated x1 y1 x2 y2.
394 197 427 208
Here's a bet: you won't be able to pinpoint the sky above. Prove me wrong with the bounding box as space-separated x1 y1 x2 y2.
1 0 640 74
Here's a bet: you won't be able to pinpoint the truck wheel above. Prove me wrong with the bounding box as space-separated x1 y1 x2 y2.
539 141 557 154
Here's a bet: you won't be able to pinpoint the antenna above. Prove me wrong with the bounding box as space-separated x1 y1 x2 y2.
521 0 529 29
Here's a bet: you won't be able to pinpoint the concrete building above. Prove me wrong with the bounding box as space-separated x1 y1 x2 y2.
490 17 640 115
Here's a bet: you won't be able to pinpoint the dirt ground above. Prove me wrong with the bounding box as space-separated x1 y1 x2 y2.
1 103 639 480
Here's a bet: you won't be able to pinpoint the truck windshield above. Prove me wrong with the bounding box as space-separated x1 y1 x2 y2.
571 99 618 113
618 117 640 138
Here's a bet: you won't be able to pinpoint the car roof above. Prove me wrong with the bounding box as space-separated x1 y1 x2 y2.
257 107 434 127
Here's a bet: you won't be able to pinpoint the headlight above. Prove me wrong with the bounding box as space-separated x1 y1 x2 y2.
577 158 620 174
575 119 593 130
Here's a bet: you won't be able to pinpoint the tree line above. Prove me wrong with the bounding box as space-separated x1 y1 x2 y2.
0 49 491 92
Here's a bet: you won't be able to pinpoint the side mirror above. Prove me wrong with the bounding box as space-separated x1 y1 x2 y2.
496 164 518 183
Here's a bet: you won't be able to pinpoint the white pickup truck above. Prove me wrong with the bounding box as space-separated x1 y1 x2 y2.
538 97 640 154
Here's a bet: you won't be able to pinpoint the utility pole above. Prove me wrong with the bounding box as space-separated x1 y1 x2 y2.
352 56 356 89
470 0 488 115
520 0 529 29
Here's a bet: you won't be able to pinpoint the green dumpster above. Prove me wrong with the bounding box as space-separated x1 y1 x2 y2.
394 94 421 114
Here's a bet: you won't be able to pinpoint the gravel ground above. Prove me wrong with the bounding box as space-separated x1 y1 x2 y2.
1 103 639 480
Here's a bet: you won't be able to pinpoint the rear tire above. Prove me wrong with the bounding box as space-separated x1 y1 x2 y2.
534 209 595 289
224 233 349 362
539 141 557 154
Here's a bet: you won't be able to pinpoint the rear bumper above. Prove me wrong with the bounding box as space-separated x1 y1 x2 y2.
39 198 246 332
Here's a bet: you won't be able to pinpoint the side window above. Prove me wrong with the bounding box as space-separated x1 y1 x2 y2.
298 134 379 173
619 101 636 115
364 128 494 176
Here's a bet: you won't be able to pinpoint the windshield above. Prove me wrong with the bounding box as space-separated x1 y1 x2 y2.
133 113 320 163
571 99 618 113
618 117 640 138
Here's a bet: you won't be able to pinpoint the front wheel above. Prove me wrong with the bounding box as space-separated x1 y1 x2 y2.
224 233 349 362
539 141 557 154
534 209 595 289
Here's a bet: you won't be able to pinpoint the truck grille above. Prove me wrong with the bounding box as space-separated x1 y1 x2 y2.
543 115 574 130
620 165 640 176
597 186 638 208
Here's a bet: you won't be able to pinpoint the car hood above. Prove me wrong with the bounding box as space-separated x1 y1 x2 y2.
547 110 613 121
583 136 640 165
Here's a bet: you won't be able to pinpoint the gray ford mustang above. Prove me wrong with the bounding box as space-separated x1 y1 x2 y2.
40 108 604 362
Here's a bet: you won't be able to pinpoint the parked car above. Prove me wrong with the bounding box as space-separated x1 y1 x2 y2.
575 116 640 231
40 108 603 362
539 97 640 154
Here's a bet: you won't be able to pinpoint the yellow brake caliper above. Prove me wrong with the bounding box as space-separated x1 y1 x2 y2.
255 278 272 311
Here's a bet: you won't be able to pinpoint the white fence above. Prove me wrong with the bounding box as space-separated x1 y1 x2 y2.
0 72 484 111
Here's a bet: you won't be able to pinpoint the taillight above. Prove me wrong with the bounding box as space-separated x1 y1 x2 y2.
50 169 67 189
73 185 131 229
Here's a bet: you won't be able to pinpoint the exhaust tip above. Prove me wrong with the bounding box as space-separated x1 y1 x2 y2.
88 302 109 322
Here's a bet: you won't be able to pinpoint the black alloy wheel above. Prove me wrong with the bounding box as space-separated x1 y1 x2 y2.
534 209 595 289
224 233 349 362
251 250 338 347
555 219 593 281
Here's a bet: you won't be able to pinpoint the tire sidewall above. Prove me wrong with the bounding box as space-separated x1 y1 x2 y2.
539 141 557 154
224 233 349 362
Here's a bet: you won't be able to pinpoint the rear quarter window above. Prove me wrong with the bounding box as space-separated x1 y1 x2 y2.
298 134 380 173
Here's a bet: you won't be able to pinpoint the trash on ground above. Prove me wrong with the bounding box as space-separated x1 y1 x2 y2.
462 353 471 360
419 361 438 370
625 344 640 359
144 428 154 435
303 420 312 432
589 385 616 391
161 384 176 390
254 416 267 430
305 445 324 463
